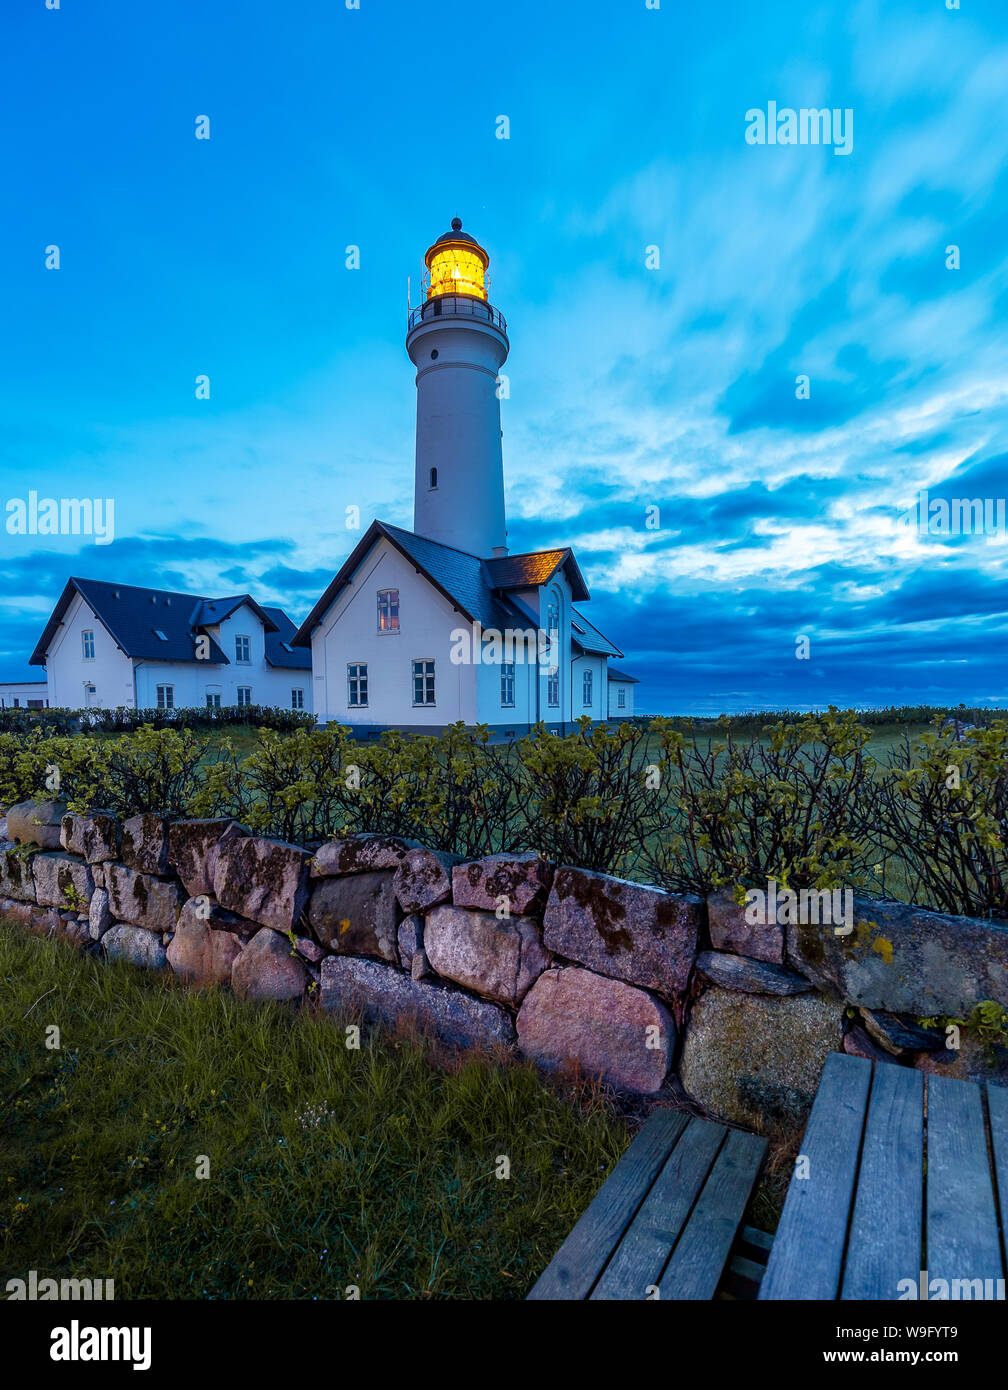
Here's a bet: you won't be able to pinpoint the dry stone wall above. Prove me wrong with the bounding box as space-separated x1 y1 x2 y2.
2 798 1007 1125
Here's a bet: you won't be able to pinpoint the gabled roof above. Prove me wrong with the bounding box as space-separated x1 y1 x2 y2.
194 595 279 632
292 520 520 646
262 607 312 670
484 548 590 602
607 666 639 683
570 606 623 659
30 577 301 669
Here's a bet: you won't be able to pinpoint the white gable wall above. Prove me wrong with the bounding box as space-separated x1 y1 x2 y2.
311 537 477 726
44 592 135 708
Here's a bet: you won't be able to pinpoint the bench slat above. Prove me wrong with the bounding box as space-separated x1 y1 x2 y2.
927 1072 1003 1289
841 1062 923 1299
589 1116 726 1300
527 1108 688 1300
658 1127 768 1300
986 1081 1008 1258
759 1052 871 1300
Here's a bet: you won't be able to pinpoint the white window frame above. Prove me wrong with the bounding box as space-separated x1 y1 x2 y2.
82 629 95 660
236 686 253 708
206 689 222 708
617 686 626 710
235 634 252 665
412 658 435 707
347 662 368 708
500 661 515 707
291 688 304 710
582 669 593 708
377 589 400 634
156 684 174 710
547 671 560 708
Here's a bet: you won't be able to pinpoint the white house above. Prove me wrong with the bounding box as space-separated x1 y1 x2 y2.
0 680 49 709
294 218 638 733
607 668 638 718
30 578 312 712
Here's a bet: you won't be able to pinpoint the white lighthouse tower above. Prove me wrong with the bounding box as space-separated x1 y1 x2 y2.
406 218 510 558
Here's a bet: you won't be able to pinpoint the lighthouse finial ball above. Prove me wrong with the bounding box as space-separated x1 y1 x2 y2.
451 216 462 231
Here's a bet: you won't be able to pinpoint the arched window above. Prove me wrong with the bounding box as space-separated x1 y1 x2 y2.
430 467 438 489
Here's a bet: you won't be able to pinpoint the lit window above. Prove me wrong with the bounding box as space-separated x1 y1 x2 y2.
547 672 559 708
348 663 368 708
291 688 304 710
157 684 174 709
235 635 251 664
617 687 626 710
582 670 593 707
237 686 252 707
412 659 435 706
82 630 95 660
378 590 399 633
500 662 515 707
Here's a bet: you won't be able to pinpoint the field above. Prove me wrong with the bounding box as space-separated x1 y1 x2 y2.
0 925 630 1300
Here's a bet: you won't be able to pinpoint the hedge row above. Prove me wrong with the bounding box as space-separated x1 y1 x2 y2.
1 710 1006 919
0 704 315 736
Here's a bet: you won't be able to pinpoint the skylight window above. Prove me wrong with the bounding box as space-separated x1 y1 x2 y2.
153 629 168 641
282 642 293 653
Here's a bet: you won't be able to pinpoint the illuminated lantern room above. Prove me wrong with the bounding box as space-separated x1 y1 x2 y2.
425 217 489 301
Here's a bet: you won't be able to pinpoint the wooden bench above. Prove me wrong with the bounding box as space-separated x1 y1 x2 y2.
527 1110 768 1300
760 1051 1008 1300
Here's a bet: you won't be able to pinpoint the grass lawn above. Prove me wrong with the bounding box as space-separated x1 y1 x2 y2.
0 925 631 1300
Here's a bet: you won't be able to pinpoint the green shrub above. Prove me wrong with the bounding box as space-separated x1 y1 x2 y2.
872 720 1008 919
515 718 665 876
644 707 876 895
0 704 314 737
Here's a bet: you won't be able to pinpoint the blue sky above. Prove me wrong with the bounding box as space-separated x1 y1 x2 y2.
1 0 1007 714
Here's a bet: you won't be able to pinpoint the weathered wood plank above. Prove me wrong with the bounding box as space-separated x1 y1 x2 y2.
927 1072 1003 1291
986 1081 1008 1260
590 1116 726 1299
658 1127 767 1300
841 1062 924 1300
759 1052 871 1300
527 1108 688 1300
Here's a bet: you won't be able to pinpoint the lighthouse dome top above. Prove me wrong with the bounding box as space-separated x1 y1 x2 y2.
424 217 490 301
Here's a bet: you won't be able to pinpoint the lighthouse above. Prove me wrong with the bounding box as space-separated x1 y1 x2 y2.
406 218 510 558
294 216 639 730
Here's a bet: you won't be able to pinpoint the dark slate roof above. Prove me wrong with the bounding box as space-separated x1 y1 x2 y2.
262 607 312 670
570 607 623 659
484 549 590 602
30 577 301 669
607 666 639 684
195 596 279 632
293 520 520 646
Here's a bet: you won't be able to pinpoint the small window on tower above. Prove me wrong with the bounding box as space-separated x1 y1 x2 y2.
430 467 438 489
